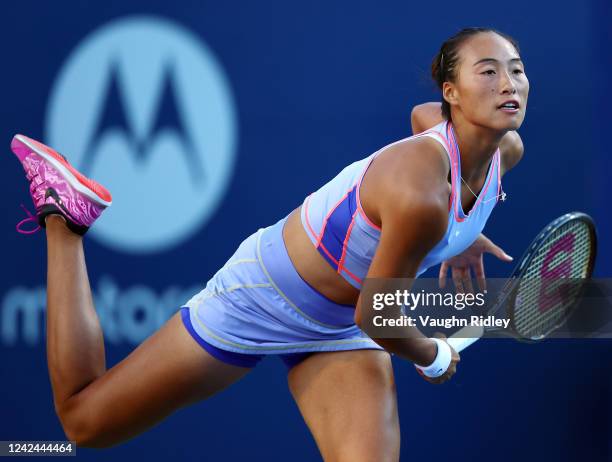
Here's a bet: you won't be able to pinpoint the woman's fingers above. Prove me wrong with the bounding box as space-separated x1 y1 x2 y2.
483 237 513 262
452 266 474 294
451 267 464 293
439 261 449 289
472 254 486 292
462 267 474 294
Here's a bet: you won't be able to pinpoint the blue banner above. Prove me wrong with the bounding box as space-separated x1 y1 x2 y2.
1 1 610 460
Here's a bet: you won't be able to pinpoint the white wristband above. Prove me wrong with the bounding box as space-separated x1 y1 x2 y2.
415 338 452 378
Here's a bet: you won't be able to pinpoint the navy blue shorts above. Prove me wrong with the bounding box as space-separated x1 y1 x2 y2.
181 307 313 370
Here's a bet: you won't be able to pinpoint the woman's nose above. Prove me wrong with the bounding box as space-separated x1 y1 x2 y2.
500 70 517 94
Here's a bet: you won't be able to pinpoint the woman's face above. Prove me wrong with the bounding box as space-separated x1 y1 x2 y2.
444 32 529 131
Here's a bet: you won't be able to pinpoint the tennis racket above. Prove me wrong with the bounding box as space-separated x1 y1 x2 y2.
446 212 597 352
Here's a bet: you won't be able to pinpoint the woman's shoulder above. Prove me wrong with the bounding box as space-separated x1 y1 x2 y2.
360 135 451 226
374 134 451 185
499 130 524 175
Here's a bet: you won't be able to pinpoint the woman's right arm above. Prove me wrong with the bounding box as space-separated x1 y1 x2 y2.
353 137 459 382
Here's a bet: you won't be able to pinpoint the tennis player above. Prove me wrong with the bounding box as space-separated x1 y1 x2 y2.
11 27 527 460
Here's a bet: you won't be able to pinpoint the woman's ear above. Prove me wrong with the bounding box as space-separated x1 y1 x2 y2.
442 81 459 108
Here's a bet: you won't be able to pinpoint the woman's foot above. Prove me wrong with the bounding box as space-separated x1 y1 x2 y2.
11 135 112 235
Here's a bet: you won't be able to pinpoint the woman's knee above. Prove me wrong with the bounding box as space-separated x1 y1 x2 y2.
56 395 106 448
323 429 400 462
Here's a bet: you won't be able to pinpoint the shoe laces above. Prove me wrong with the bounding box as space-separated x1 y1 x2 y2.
16 204 40 235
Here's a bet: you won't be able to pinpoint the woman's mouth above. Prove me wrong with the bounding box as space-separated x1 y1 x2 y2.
498 100 520 114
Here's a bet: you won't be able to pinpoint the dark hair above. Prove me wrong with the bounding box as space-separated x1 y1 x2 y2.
431 27 520 120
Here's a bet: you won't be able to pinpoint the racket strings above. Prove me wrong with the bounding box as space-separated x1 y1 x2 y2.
512 221 593 339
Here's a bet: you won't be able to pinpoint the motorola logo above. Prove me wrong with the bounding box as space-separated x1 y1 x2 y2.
1 279 202 346
45 16 237 253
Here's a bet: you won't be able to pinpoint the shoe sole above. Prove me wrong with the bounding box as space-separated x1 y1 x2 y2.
11 134 112 207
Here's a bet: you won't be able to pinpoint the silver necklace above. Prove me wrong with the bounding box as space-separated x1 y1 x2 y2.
460 174 507 203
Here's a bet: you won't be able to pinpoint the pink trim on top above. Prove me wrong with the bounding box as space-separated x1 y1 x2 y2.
315 235 362 285
355 155 383 232
306 186 363 285
341 266 363 285
448 122 469 223
337 209 359 274
317 238 340 264
444 122 462 221
302 194 319 242
341 265 363 285
316 187 354 247
496 149 502 202
305 196 341 263
464 151 496 216
417 129 456 212
448 122 497 222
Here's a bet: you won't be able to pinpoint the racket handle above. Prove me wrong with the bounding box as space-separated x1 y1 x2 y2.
446 325 484 352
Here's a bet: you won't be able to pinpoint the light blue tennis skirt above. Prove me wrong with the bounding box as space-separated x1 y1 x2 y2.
183 215 382 356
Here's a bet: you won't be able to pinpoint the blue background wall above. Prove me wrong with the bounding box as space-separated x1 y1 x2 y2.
1 1 610 460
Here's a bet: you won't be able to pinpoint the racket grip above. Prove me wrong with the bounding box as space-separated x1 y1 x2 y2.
446 325 484 352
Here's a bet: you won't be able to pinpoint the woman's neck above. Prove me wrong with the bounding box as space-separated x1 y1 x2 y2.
450 115 506 181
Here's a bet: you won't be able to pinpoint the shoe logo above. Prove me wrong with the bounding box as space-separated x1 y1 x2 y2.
44 188 61 205
45 16 237 253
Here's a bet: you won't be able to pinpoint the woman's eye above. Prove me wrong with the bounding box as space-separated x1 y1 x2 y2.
513 69 524 74
482 70 496 75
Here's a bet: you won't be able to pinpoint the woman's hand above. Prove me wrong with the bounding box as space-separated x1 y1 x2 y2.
439 234 513 293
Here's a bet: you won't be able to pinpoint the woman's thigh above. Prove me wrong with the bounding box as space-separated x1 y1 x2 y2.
287 350 400 462
63 311 251 447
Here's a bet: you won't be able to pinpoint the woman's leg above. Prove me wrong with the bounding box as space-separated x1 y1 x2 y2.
287 349 400 462
45 216 251 448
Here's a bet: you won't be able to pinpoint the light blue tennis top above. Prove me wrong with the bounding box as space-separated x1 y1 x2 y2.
300 120 502 289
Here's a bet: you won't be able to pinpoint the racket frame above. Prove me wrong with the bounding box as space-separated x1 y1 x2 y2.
448 212 597 352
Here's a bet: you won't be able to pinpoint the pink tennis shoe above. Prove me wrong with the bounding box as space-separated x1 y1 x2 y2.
11 135 112 235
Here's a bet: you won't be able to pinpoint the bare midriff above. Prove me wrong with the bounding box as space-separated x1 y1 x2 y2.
282 205 361 306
